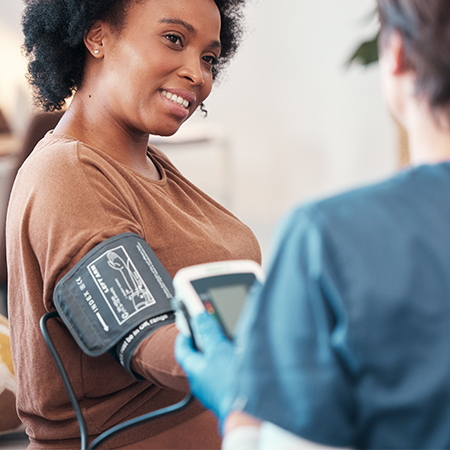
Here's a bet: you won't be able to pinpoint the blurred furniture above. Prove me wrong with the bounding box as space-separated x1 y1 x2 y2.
0 111 64 316
0 136 20 157
396 119 410 167
0 313 24 436
0 313 28 447
0 109 11 135
0 108 19 158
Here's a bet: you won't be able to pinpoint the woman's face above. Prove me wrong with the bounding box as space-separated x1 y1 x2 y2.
89 0 221 137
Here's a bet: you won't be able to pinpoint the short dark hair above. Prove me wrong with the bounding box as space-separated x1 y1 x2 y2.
22 0 246 111
377 0 450 115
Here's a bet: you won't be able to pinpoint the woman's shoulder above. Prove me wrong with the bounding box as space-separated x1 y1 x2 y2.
20 131 125 185
14 132 119 206
9 131 141 239
22 131 86 175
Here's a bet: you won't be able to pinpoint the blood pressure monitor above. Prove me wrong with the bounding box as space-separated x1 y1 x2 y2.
172 260 264 349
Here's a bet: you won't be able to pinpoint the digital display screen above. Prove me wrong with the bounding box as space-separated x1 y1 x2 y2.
205 284 249 335
191 273 257 338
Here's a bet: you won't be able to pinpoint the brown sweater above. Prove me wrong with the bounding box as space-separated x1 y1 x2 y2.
6 132 261 449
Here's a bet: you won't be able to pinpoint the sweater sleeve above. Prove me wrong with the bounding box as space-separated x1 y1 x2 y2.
16 139 143 309
12 138 185 388
130 323 190 391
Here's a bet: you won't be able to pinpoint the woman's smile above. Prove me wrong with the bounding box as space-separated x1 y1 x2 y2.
159 88 198 119
161 90 195 109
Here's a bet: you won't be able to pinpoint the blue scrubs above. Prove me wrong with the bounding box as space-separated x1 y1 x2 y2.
235 163 450 449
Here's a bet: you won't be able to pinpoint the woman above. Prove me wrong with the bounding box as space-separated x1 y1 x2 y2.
7 0 260 448
176 0 450 448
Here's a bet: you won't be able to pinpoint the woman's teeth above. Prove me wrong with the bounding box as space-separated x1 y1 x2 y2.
162 90 190 108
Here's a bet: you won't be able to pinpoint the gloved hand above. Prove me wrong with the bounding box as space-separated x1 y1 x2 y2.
175 312 237 426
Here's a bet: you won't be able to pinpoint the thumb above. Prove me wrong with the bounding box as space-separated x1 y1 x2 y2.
193 312 227 345
174 332 202 373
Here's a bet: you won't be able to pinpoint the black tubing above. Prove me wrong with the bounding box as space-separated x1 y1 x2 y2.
40 311 194 450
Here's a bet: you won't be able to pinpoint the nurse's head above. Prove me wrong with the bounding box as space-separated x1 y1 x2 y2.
376 0 450 125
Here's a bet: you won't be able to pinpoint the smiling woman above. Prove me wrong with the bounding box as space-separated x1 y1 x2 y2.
56 0 223 170
7 0 260 449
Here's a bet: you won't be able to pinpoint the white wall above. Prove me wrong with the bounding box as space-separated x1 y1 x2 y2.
0 0 397 256
203 0 396 224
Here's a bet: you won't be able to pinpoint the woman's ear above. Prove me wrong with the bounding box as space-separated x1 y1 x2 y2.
84 21 105 58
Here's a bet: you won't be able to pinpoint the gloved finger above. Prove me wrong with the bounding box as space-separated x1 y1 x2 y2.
174 332 203 373
192 311 228 346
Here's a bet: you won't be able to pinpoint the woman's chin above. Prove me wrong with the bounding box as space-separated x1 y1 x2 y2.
149 121 188 138
150 129 178 138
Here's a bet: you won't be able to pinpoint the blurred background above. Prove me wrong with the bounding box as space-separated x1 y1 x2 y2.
0 0 397 264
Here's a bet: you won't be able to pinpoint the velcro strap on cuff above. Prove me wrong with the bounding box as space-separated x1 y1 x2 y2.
114 311 175 379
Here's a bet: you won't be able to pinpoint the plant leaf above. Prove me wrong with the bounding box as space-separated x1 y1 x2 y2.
347 33 379 67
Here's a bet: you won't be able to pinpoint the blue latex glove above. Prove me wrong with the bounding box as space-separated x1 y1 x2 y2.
175 312 237 426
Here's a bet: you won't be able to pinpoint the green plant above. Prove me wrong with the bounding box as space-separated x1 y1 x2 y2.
347 8 379 67
348 33 379 66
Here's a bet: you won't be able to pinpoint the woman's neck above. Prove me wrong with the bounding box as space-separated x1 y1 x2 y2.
55 94 161 180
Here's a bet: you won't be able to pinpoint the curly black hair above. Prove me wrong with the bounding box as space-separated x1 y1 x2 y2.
22 0 246 111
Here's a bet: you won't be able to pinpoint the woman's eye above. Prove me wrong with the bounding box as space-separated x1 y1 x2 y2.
203 55 218 66
165 34 182 46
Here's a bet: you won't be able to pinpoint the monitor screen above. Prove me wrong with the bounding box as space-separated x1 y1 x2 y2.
205 284 249 335
191 272 257 338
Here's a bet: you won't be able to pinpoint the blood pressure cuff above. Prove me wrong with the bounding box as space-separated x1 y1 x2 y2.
53 233 175 378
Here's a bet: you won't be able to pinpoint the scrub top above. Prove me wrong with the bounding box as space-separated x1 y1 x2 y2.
235 162 450 449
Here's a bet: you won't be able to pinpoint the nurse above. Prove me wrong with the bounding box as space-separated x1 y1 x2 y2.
176 0 450 448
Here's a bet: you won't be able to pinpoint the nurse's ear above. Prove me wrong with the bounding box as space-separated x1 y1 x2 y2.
378 29 416 126
84 21 107 58
381 30 410 76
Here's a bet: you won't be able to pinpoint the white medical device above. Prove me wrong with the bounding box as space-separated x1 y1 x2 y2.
172 260 264 349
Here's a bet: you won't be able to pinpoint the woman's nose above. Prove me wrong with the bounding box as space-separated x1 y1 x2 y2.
178 55 205 87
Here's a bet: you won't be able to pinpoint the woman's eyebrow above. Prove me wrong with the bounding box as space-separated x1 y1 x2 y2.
159 18 196 34
159 17 222 51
